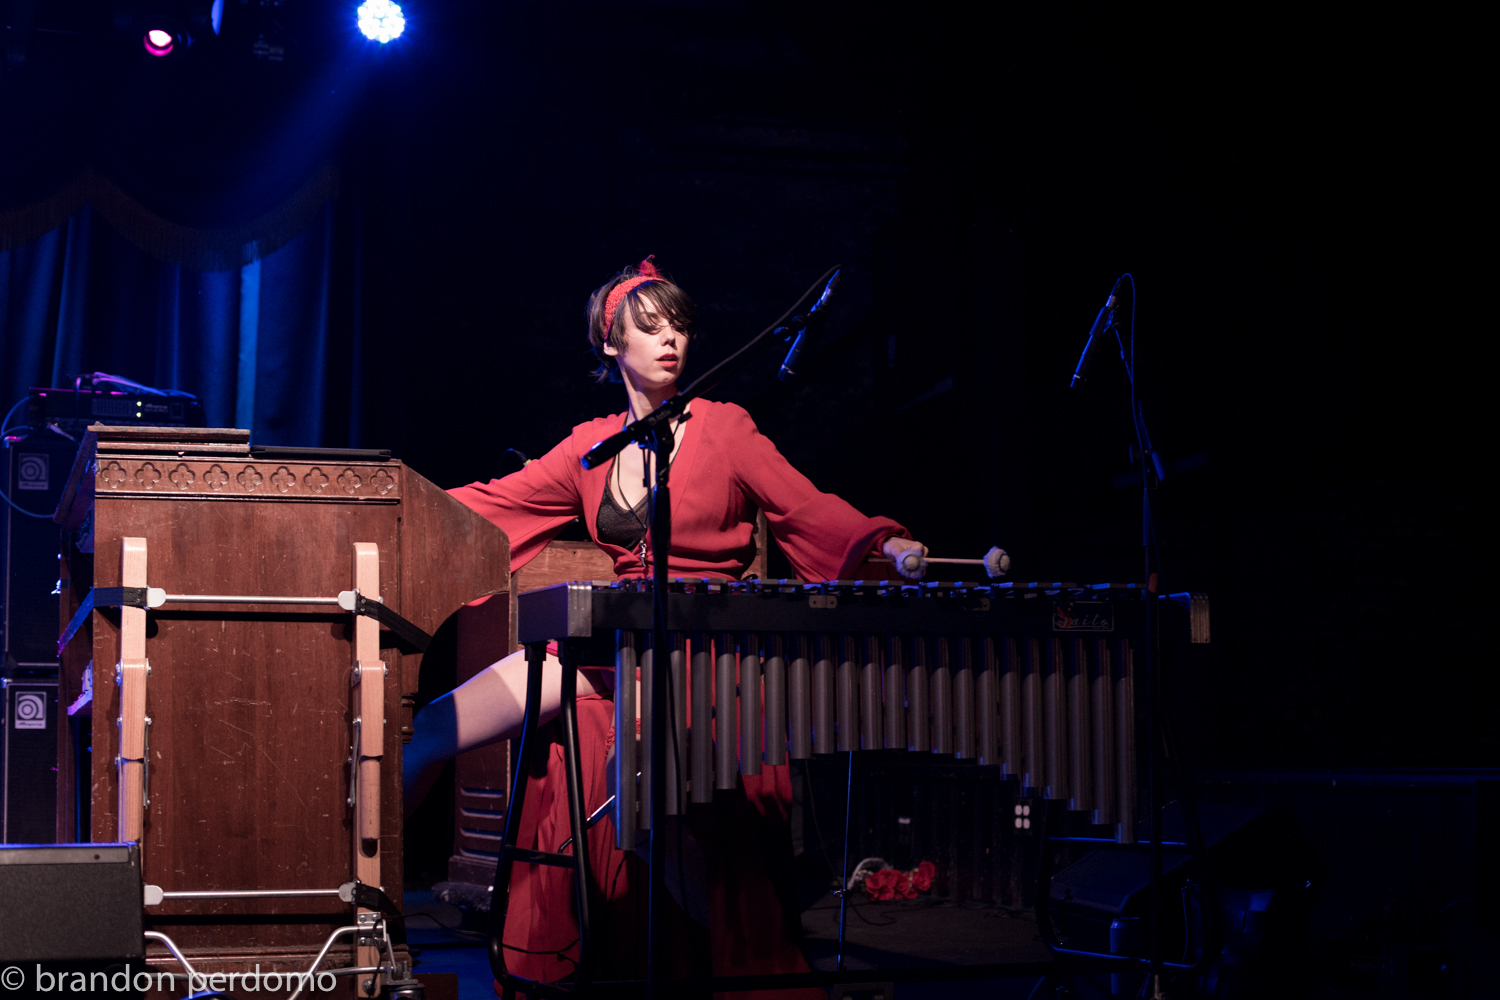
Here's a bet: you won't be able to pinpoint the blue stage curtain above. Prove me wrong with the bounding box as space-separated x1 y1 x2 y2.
0 203 339 447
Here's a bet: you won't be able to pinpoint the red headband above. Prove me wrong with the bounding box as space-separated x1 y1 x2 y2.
602 256 662 337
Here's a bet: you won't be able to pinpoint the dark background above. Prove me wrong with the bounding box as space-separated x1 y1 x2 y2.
3 0 1487 769
352 1 1489 772
3 1 1491 955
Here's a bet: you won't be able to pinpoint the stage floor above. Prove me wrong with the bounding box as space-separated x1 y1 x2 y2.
405 890 1053 999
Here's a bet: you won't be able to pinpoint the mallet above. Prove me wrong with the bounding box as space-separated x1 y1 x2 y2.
872 546 1011 580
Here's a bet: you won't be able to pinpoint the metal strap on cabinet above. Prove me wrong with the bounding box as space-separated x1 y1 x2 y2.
59 584 433 657
115 539 149 847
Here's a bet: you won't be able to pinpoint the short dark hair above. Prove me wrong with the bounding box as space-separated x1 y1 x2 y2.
585 264 697 383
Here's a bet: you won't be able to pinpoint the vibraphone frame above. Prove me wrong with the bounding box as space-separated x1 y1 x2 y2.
487 576 1210 998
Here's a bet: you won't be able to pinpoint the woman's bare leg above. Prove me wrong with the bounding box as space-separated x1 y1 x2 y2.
402 647 605 818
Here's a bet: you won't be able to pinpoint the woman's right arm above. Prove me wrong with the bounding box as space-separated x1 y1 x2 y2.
408 428 603 815
447 429 591 574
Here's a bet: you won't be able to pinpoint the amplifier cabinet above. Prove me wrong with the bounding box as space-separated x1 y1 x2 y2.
2 676 58 844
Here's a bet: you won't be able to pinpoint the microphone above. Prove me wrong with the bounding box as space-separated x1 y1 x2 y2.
778 331 808 383
779 270 840 382
1069 281 1121 389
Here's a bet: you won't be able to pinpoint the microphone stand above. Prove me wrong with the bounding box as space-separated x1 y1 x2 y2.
1109 289 1171 997
579 265 841 999
1054 277 1219 998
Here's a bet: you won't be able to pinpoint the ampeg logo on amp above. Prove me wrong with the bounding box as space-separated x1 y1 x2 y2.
12 692 47 729
17 453 48 491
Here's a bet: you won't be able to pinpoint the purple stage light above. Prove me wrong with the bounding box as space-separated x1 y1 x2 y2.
143 28 175 57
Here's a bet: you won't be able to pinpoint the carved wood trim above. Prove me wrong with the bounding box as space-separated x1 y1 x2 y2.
92 458 402 501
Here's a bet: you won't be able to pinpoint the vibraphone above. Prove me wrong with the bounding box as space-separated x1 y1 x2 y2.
515 578 1210 849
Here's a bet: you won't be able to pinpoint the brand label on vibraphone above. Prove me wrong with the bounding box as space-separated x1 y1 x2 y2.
1052 601 1114 632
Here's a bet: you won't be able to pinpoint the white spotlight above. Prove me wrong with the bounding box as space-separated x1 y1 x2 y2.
356 0 405 43
143 27 177 56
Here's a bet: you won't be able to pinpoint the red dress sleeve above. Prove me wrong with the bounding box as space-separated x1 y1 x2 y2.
446 431 588 574
717 402 908 581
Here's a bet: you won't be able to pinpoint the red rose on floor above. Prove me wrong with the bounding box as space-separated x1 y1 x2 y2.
862 867 902 901
910 860 935 892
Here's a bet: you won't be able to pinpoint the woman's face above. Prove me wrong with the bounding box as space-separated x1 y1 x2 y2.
605 298 689 393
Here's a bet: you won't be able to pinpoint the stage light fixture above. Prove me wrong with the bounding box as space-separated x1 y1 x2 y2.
143 27 177 56
356 0 405 43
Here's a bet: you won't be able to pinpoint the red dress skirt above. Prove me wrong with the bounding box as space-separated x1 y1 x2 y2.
498 693 824 1000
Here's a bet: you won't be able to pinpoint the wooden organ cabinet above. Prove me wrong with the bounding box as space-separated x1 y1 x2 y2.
53 425 510 996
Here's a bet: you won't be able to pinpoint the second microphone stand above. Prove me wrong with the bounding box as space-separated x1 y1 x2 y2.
1044 275 1221 998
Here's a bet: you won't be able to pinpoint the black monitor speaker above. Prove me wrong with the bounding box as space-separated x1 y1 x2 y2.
0 842 144 963
1049 803 1318 995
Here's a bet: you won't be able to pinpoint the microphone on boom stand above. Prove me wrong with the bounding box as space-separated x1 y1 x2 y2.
779 270 841 382
1069 278 1123 389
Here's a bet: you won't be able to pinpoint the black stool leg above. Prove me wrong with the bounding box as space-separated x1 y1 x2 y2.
556 639 595 985
489 641 547 997
485 640 598 997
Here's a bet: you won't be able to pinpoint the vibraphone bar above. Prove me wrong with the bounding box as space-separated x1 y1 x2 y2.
517 579 1209 851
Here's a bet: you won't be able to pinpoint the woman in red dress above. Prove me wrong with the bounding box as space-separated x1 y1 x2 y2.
404 258 926 997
